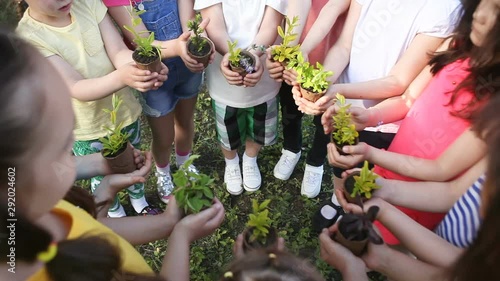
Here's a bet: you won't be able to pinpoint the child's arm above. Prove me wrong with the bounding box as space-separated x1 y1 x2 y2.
75 147 147 180
199 3 231 55
159 199 225 281
266 0 310 83
48 14 165 101
321 0 362 83
300 0 350 58
97 198 182 245
244 6 284 87
286 0 312 46
336 129 487 181
357 198 464 268
374 158 486 212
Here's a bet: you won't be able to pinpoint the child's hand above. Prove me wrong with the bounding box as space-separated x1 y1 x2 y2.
319 224 366 273
265 47 284 82
176 32 205 73
282 68 298 86
173 198 225 242
322 105 370 134
119 62 169 92
162 197 183 228
94 151 152 201
220 53 244 86
327 142 372 169
243 52 263 87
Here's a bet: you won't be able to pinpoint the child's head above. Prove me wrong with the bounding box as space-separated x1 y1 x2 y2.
220 250 325 281
0 29 76 220
0 30 165 281
451 94 500 281
430 0 500 120
470 0 500 48
19 0 72 23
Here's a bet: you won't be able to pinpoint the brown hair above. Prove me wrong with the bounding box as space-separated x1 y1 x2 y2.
0 30 163 281
429 0 500 120
220 250 325 281
17 0 28 20
451 96 500 280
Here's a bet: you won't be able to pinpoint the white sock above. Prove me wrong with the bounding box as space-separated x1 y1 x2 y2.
176 152 190 167
130 196 149 213
225 154 240 166
156 163 170 174
108 205 127 218
243 152 257 163
331 193 341 205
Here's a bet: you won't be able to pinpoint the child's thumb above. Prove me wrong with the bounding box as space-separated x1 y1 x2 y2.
179 31 191 41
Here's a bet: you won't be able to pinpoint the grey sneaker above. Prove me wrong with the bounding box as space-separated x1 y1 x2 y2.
157 171 174 204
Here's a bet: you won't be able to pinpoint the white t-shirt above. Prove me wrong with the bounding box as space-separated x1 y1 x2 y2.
339 0 462 133
194 0 286 108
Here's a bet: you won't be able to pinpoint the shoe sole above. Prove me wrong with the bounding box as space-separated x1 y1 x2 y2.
301 184 320 199
227 187 243 195
159 194 171 204
243 183 261 192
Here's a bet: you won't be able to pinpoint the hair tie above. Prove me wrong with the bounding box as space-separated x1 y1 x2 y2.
37 242 58 263
223 271 233 280
268 252 278 266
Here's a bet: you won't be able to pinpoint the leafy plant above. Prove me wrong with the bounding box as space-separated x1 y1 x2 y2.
338 206 383 244
246 199 272 245
227 40 242 67
271 16 301 66
99 94 130 157
172 155 214 214
187 13 208 53
332 93 359 146
295 52 333 93
227 40 255 73
123 6 161 58
351 161 381 199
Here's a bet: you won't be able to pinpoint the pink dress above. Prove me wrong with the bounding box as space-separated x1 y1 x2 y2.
373 59 474 244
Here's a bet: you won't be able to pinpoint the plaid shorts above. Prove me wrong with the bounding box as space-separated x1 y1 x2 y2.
212 98 278 151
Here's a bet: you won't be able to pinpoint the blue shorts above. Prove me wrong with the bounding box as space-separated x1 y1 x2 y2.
137 0 202 117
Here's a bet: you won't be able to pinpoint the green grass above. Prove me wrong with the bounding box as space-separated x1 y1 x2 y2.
1 6 385 280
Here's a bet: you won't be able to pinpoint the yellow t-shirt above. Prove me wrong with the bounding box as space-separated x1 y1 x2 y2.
17 0 142 141
28 200 153 281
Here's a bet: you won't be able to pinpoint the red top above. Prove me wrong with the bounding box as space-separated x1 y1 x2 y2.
373 59 475 244
102 0 129 7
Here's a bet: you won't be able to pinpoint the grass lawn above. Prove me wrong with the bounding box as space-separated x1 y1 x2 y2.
1 4 385 280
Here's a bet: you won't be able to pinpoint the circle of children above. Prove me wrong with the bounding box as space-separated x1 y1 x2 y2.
0 0 499 280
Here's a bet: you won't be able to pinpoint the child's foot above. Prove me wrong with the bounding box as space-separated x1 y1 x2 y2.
274 149 301 180
242 156 261 192
224 163 243 195
301 164 323 198
312 195 345 234
157 170 174 204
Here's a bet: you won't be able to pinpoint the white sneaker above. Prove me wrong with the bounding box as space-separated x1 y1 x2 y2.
157 170 175 204
274 149 301 180
242 160 261 192
301 164 324 198
224 164 243 195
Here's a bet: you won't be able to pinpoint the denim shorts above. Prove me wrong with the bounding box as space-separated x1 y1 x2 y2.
137 0 202 117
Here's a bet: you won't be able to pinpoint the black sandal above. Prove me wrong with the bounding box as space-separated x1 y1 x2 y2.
312 200 345 234
138 206 163 216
